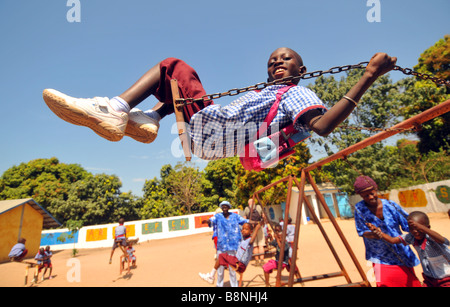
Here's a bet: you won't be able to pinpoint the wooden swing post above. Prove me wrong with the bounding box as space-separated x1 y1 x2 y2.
253 173 370 287
171 79 192 161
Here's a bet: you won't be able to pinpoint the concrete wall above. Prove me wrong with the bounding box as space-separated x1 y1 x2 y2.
41 210 240 251
262 180 450 225
349 179 450 214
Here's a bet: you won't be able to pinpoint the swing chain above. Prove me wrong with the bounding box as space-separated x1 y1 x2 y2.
393 66 450 86
175 61 369 107
175 61 449 107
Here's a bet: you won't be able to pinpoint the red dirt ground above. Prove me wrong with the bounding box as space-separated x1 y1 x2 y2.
1 212 448 288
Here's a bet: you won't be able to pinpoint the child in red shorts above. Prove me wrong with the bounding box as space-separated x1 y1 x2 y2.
43 50 397 161
199 222 262 285
262 224 299 286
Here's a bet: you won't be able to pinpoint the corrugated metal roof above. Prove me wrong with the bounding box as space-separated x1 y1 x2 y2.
0 198 61 229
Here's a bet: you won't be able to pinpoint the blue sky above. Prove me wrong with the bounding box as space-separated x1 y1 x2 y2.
0 0 448 196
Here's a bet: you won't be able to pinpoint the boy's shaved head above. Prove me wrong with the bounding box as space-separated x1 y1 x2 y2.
271 47 304 66
408 211 430 226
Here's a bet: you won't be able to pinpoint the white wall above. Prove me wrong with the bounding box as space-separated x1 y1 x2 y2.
41 210 241 251
349 179 450 214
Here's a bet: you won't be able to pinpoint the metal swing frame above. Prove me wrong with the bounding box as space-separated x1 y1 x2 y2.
253 99 450 287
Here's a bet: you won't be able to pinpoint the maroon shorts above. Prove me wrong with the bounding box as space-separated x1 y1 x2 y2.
155 58 214 123
218 253 247 273
10 249 28 261
422 273 450 287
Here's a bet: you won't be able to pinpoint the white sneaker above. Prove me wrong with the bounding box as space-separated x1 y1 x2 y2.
43 89 129 142
125 109 159 144
199 272 214 284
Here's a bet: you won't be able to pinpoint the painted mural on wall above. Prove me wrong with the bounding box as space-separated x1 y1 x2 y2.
398 189 427 207
436 185 450 204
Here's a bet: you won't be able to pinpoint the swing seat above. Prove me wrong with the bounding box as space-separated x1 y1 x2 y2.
171 79 192 161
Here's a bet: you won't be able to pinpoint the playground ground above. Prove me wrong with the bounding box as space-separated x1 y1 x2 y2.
1 212 449 288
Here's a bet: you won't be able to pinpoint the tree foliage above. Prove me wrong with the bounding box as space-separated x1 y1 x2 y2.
0 158 140 227
399 35 450 153
0 157 88 209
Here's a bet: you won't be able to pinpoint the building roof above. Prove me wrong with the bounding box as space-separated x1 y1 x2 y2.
0 198 61 229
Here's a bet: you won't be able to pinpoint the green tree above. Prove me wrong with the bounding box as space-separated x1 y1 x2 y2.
308 70 404 155
201 157 238 210
165 162 203 214
0 157 88 212
49 174 139 225
234 142 312 208
393 140 450 187
140 164 179 219
399 35 450 153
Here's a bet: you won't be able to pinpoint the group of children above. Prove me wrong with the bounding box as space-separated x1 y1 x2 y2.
33 246 53 282
199 213 300 287
110 218 137 273
6 207 449 287
8 240 53 284
200 206 449 287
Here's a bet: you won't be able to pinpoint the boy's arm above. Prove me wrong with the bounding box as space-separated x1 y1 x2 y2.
409 220 446 244
367 223 401 244
303 52 397 136
249 222 262 244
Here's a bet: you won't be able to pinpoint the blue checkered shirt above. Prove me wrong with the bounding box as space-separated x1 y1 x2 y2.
188 85 326 160
400 233 450 279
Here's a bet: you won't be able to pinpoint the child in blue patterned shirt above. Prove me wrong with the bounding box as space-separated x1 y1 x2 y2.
368 211 450 287
43 49 397 161
199 222 262 286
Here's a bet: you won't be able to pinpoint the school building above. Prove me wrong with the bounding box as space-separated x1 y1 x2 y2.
0 198 60 263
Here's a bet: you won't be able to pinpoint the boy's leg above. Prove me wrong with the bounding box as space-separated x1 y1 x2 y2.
43 89 129 142
109 242 117 264
199 256 220 284
149 58 213 123
123 58 212 143
43 58 211 143
229 266 238 287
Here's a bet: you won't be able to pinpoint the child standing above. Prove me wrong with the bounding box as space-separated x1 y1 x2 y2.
43 49 397 162
199 222 261 286
33 248 47 283
368 211 450 287
110 218 127 264
43 246 53 280
126 242 137 267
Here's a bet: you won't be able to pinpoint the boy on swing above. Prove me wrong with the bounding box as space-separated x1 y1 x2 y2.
43 48 397 160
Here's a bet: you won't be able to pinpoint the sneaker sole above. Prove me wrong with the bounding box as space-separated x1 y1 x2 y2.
125 122 158 144
43 89 126 142
198 273 214 284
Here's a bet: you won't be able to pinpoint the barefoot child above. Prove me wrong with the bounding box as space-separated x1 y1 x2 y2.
368 211 450 287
